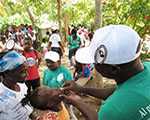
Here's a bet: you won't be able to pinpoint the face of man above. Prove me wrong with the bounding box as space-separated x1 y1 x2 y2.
94 63 120 79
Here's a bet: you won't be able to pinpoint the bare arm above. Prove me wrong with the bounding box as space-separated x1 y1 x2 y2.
80 86 116 100
47 42 52 51
62 93 98 120
64 81 116 100
72 100 98 120
58 42 65 53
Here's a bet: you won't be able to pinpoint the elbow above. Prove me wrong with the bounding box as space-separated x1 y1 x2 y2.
86 113 98 120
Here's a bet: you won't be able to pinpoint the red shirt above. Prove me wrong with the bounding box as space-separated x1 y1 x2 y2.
23 50 40 80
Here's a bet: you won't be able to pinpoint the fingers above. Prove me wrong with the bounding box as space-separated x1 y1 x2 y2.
63 81 73 87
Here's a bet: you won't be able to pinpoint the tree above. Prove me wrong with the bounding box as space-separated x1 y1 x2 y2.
94 0 102 29
57 0 61 30
103 0 150 37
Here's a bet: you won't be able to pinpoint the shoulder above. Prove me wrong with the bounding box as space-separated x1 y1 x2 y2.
98 102 120 120
50 34 59 39
67 35 71 40
59 66 73 80
43 68 51 73
77 35 80 39
143 61 150 70
60 65 71 72
98 92 127 120
18 83 28 95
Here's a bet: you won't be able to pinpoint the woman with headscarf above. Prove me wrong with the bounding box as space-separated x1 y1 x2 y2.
0 50 32 120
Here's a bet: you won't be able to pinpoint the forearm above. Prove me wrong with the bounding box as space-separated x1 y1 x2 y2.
71 100 98 120
80 85 116 100
47 42 51 50
59 42 65 51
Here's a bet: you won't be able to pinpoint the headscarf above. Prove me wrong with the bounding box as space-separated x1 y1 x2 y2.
0 50 26 72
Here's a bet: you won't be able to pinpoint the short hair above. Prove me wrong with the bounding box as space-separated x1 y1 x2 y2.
29 88 49 110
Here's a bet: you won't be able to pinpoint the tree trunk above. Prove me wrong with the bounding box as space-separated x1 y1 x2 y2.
26 7 35 26
63 13 69 44
94 0 102 29
57 0 62 34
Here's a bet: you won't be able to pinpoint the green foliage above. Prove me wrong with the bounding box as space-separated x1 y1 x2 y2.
103 0 150 37
141 53 150 61
62 0 94 26
0 0 150 38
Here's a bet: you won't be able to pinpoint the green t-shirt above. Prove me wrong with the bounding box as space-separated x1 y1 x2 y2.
43 65 73 88
98 62 150 120
67 35 81 50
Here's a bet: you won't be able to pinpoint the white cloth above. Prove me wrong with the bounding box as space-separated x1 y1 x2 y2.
0 83 32 120
49 33 61 47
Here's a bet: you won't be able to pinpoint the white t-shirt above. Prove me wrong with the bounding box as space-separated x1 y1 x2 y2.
49 33 61 47
0 83 32 120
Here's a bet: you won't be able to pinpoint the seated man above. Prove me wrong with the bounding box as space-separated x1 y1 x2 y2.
29 87 70 120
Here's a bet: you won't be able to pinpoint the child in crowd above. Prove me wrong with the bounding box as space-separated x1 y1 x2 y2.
29 87 70 120
23 38 41 95
43 51 73 88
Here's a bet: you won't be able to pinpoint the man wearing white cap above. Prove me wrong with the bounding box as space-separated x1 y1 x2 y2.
43 51 73 88
63 25 150 120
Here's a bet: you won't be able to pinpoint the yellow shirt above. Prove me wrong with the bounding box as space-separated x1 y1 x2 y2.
35 102 70 120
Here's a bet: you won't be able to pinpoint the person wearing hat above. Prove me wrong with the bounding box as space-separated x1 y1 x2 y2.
63 25 150 120
43 51 73 88
0 50 33 120
41 51 73 119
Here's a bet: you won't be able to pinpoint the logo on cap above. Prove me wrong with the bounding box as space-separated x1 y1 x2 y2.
94 45 107 64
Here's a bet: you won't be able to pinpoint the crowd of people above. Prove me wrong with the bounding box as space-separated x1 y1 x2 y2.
0 24 150 120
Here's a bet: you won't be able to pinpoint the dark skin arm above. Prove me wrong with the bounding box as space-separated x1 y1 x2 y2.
80 86 116 100
58 42 65 53
47 42 52 51
62 92 98 120
37 52 42 67
63 81 116 100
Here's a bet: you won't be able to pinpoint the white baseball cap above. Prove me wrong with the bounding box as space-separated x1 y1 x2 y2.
75 25 141 65
44 51 60 62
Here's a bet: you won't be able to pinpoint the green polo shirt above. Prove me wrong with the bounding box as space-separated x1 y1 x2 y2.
98 62 150 120
67 35 81 50
43 65 73 88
